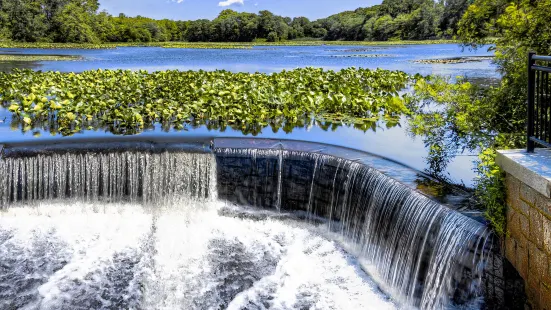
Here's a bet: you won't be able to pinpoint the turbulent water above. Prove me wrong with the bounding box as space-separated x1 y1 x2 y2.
0 148 491 309
0 200 398 310
216 149 492 309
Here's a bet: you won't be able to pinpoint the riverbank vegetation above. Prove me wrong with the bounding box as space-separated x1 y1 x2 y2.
0 67 412 136
409 0 551 235
0 40 460 50
0 54 81 61
0 0 472 44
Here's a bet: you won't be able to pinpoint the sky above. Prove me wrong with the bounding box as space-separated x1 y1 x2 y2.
99 0 382 21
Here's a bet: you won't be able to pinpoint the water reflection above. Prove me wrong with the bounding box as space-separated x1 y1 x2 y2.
0 102 478 189
0 61 41 72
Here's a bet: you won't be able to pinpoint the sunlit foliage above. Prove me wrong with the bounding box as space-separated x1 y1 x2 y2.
407 0 551 234
0 0 472 44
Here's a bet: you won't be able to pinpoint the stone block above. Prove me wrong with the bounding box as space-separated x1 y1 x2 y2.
544 218 551 256
521 213 530 237
528 272 541 299
518 239 530 280
529 242 548 280
521 182 538 206
531 208 545 249
506 236 517 266
537 194 551 219
540 282 551 310
543 260 551 287
526 283 541 310
509 208 522 239
506 174 521 206
520 199 533 217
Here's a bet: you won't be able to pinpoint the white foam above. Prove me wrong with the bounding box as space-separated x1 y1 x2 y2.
0 200 396 310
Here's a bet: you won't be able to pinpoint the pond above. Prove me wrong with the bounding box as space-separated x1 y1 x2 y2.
0 43 497 186
0 44 497 76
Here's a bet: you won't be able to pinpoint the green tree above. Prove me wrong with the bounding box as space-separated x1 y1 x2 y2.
320 9 367 41
211 10 241 41
266 31 278 42
3 0 48 42
54 2 98 43
186 19 212 42
93 11 116 42
372 15 399 40
457 0 508 45
378 0 427 18
257 10 289 41
439 0 470 36
0 0 10 40
0 0 476 43
158 19 180 41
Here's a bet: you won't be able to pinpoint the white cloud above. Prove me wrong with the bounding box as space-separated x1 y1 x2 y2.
218 0 244 7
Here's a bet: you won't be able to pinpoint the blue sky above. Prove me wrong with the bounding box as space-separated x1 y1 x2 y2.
99 0 382 21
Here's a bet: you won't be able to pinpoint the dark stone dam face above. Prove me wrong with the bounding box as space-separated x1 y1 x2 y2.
0 139 526 310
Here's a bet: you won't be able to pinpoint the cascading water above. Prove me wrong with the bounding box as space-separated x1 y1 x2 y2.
216 148 493 309
0 145 492 309
0 151 216 205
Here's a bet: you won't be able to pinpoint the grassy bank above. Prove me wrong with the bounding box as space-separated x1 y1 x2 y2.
0 54 82 61
0 40 460 50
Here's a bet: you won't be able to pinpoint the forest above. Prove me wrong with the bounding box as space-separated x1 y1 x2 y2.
0 0 471 43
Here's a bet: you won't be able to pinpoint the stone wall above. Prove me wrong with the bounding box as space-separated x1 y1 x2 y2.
505 173 551 309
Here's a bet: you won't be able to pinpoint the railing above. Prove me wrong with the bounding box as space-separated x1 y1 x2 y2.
528 52 551 152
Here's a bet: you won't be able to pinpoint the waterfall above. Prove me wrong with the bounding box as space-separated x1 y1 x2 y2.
216 148 492 309
0 150 217 207
0 145 491 309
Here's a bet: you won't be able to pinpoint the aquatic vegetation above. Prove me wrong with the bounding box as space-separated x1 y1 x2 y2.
330 54 392 58
0 40 459 50
153 42 253 49
0 67 412 136
0 54 82 61
414 56 494 64
248 40 458 47
0 42 120 49
334 48 390 52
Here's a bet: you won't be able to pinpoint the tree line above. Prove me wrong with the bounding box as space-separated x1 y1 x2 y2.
0 0 473 43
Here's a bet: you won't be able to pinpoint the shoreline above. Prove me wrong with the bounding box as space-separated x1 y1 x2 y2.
0 40 461 50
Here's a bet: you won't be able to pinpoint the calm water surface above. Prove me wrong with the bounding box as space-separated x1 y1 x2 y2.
0 44 496 76
0 44 497 186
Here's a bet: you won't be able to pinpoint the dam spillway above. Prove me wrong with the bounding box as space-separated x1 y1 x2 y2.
0 140 496 309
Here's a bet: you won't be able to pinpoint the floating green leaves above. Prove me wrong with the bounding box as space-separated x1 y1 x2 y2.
0 54 82 61
0 67 412 136
413 56 494 64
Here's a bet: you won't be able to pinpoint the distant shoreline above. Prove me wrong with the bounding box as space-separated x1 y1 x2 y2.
0 40 462 50
413 56 494 64
0 54 82 61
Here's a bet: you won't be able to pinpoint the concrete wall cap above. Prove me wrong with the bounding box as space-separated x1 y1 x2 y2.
496 149 551 198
